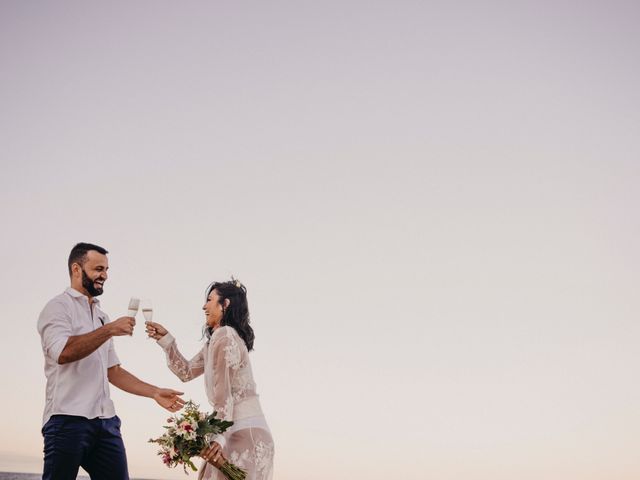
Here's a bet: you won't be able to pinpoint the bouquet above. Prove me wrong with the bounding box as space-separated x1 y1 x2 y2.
149 400 247 479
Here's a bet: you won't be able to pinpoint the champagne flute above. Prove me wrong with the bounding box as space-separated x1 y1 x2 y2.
141 299 153 338
127 297 140 317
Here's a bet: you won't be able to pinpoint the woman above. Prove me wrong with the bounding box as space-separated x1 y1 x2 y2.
145 279 274 480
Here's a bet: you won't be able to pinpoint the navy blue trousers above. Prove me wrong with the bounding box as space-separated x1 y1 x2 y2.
42 415 129 480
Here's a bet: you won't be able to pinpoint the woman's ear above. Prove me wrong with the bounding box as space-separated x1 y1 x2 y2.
224 298 231 309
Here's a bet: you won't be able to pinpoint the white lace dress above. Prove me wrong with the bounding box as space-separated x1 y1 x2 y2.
157 326 274 480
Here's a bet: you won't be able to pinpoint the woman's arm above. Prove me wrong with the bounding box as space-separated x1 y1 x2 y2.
146 321 205 382
210 329 241 421
207 328 244 448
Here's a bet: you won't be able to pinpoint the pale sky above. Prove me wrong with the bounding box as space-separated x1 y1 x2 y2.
1 1 639 479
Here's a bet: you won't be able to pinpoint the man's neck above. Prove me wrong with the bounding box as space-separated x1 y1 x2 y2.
70 285 94 304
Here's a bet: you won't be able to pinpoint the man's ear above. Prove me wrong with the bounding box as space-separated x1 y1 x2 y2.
71 263 81 276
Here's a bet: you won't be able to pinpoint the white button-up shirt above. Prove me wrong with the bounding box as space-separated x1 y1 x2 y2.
37 287 120 426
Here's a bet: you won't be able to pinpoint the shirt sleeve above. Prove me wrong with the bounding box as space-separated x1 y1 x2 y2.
98 311 121 368
107 338 120 368
157 333 205 382
209 328 243 449
210 328 242 422
37 299 72 363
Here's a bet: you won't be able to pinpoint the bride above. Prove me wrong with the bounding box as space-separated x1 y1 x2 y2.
146 279 274 480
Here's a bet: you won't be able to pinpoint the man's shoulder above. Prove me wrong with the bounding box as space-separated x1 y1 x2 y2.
45 290 73 306
37 292 72 335
39 290 74 316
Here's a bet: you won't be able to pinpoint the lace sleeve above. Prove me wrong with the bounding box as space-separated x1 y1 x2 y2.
157 333 205 382
210 328 242 421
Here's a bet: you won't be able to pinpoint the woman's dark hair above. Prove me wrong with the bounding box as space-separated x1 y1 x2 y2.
205 278 255 351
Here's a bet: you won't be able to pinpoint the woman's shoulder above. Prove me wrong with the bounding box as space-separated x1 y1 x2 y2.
211 326 248 352
211 325 238 340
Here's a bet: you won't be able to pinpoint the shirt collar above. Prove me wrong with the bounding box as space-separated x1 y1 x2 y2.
65 287 101 306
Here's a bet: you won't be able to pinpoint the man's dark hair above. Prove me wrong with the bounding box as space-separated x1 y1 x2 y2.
68 242 108 275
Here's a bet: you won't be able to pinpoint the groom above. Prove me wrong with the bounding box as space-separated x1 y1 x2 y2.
37 242 185 480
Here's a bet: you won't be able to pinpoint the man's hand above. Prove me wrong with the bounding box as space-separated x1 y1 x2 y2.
145 321 168 340
108 366 185 411
108 316 136 336
153 388 185 413
200 441 224 467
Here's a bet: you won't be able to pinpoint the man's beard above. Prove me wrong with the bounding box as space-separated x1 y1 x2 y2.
81 269 104 296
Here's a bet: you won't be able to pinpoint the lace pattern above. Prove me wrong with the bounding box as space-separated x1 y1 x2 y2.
223 337 242 370
254 439 275 479
161 327 274 480
163 335 205 382
201 427 274 480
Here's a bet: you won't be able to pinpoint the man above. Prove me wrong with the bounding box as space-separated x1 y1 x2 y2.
37 242 185 480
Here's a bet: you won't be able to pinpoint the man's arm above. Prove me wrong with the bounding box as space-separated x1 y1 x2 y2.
58 316 136 365
108 365 185 412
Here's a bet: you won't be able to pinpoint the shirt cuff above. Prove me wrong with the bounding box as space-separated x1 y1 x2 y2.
48 337 69 363
157 333 175 350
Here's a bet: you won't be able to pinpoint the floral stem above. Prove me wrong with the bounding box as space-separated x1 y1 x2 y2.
218 460 247 480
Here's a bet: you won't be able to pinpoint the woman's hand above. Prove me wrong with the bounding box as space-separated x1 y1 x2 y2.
145 321 169 340
200 441 224 467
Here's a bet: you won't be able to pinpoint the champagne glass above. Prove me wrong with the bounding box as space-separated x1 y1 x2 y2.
127 297 140 317
141 299 153 326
